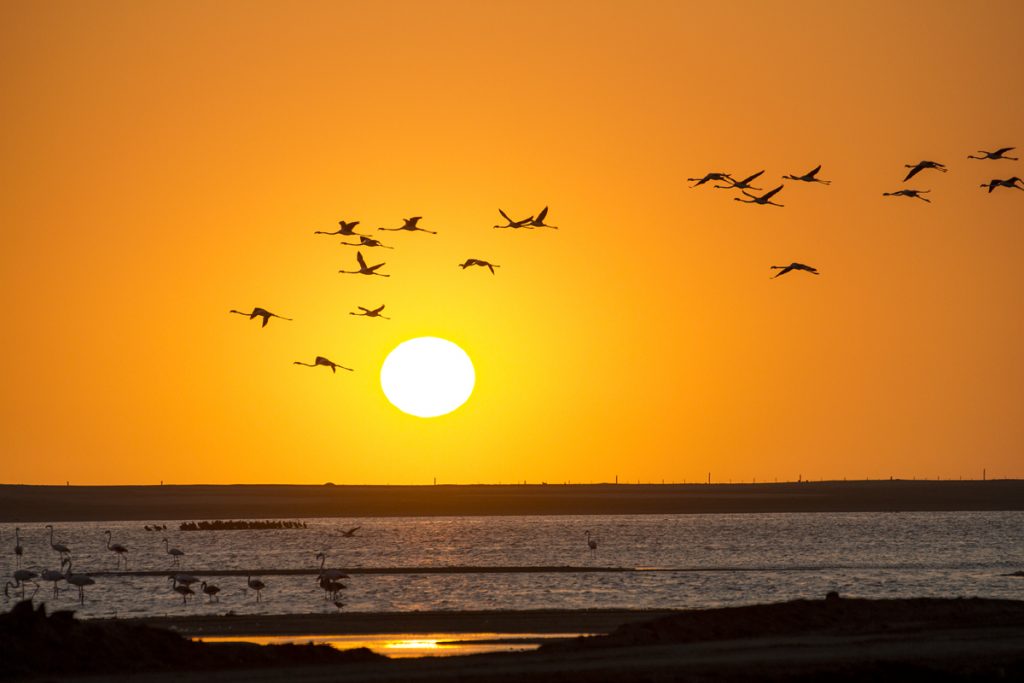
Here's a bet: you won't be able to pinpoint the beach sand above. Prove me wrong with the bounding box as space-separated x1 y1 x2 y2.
7 597 1024 681
2 480 1023 522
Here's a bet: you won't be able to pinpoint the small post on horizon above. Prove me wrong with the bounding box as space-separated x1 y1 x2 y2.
615 475 618 484
707 472 711 485
983 468 986 481
433 477 436 486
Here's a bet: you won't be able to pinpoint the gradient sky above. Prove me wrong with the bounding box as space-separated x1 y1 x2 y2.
2 1 1022 485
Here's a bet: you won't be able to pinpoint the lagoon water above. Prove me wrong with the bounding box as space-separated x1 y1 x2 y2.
2 512 1022 619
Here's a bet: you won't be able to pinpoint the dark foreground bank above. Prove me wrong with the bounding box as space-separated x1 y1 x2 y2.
4 597 1024 681
2 480 1022 521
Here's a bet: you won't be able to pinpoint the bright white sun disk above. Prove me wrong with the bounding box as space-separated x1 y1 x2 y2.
380 337 475 417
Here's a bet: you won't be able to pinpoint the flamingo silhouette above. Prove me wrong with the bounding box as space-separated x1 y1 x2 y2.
783 165 831 184
378 216 436 234
903 160 947 181
316 553 351 582
340 235 393 249
170 573 200 586
9 569 39 598
40 566 65 598
4 579 38 600
294 356 353 373
883 189 931 202
13 528 22 568
980 177 1024 193
350 305 390 319
314 220 365 236
459 259 500 274
585 531 597 553
716 170 764 190
527 206 559 229
247 576 266 602
688 172 733 187
200 581 221 603
45 525 70 560
319 575 347 601
62 559 94 605
340 526 361 537
229 307 292 328
172 583 194 604
163 538 185 566
771 262 820 278
735 185 784 207
494 209 534 229
339 251 390 277
104 531 128 569
968 147 1018 161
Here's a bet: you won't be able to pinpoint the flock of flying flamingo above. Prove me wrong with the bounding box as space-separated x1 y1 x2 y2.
229 207 559 374
689 147 1020 279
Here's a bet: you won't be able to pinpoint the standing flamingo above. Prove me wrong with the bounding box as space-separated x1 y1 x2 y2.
13 528 23 568
585 531 598 553
172 583 195 604
200 581 221 603
45 525 70 560
8 569 39 598
316 553 350 582
163 538 185 566
62 559 94 605
104 531 129 569
247 576 266 602
40 566 65 598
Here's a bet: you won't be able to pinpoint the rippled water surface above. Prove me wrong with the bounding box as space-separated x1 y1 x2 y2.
2 512 1022 618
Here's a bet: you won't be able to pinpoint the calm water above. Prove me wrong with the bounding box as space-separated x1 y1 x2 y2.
1 512 1022 619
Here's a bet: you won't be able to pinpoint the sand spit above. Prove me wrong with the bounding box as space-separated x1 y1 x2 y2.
6 597 1024 682
2 480 1023 522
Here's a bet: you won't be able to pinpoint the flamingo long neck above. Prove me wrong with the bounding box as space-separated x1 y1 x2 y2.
319 555 326 571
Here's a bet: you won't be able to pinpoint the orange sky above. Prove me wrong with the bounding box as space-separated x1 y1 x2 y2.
1 0 1022 485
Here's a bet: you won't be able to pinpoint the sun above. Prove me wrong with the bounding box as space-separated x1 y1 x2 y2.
380 337 475 417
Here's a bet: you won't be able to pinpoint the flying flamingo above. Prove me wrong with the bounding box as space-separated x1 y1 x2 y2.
314 219 365 236
247 576 266 602
735 185 785 207
294 356 353 373
459 259 500 274
493 209 534 229
968 147 1018 161
783 165 831 184
340 235 393 249
229 307 292 328
45 525 70 560
62 560 94 605
980 177 1024 193
716 170 764 190
688 172 733 187
350 305 390 319
378 216 437 234
771 262 820 278
585 531 598 553
339 251 390 277
104 531 129 569
13 528 22 568
903 160 947 181
200 581 221 603
883 189 931 202
527 206 559 229
340 526 361 538
163 538 185 566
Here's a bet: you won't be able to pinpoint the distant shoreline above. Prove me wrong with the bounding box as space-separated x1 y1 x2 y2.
1 480 1022 522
